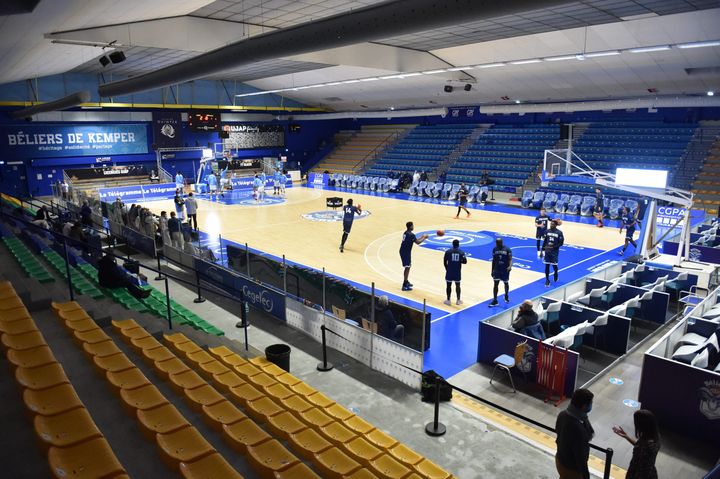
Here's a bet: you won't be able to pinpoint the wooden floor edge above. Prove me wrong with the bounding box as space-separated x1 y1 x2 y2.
450 393 627 479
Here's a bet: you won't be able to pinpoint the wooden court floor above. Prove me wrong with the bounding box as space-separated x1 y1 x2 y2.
143 187 621 312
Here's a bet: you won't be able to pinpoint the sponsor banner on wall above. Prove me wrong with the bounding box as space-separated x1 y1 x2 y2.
194 258 286 321
98 182 176 202
222 123 284 150
152 112 183 148
1 123 148 158
307 173 328 186
229 175 292 190
65 165 147 181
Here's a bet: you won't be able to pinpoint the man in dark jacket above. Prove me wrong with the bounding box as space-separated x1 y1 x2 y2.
511 300 539 332
375 295 404 343
80 201 93 226
555 388 595 479
98 253 150 299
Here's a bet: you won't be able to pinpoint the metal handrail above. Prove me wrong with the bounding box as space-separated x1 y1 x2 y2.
350 130 402 173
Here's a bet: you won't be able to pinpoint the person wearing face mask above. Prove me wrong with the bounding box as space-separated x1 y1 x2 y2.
555 388 595 479
612 409 661 479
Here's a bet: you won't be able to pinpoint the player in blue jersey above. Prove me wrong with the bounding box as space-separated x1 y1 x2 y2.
339 199 362 253
594 187 605 227
535 207 551 258
399 221 429 291
455 183 471 218
206 172 218 200
252 174 263 202
258 171 267 200
619 207 638 255
443 239 467 305
542 220 564 287
175 172 184 192
219 166 229 198
273 169 284 195
489 237 513 306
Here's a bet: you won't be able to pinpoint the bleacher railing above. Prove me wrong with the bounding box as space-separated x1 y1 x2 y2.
352 130 405 173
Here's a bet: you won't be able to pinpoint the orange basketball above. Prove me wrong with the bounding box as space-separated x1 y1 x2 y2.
555 218 563 226
436 229 445 237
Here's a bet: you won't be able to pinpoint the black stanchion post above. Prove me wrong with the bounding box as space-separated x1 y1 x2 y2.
62 239 75 301
603 448 613 479
193 270 205 303
425 375 446 437
164 276 172 329
317 325 334 372
155 252 165 281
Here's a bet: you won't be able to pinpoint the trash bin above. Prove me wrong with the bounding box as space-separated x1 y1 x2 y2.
265 344 291 372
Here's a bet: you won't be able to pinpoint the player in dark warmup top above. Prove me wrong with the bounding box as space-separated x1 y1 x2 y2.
399 221 429 291
339 199 362 253
455 184 471 218
535 207 551 258
619 207 638 255
490 237 513 306
594 188 605 227
542 220 564 287
443 239 467 305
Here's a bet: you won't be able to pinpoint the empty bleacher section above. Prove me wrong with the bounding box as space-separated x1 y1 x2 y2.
691 127 720 215
312 125 414 174
366 124 476 177
446 124 560 191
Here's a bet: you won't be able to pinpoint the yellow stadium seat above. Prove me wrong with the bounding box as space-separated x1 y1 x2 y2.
345 468 380 479
157 426 216 469
273 462 321 479
111 318 140 332
201 400 246 431
246 439 300 478
0 307 31 322
222 419 272 454
7 345 56 369
50 301 82 314
186 349 215 366
93 353 135 374
73 328 110 345
48 437 126 479
207 345 235 359
266 411 308 440
314 446 361 479
34 407 102 448
197 360 230 380
213 371 245 393
345 437 383 467
0 296 24 311
275 372 302 388
250 356 286 377
64 318 100 334
325 403 354 422
370 454 411 479
106 368 150 391
248 372 276 389
23 383 83 416
131 335 162 352
136 403 190 440
229 383 264 407
82 339 122 359
264 383 295 402
169 370 206 393
154 357 191 379
142 345 176 364
1 330 45 351
345 415 375 435
15 362 68 390
390 443 423 467
174 340 204 358
245 396 284 423
120 384 169 413
366 429 398 450
287 428 333 461
120 326 150 342
0 318 38 336
299 407 335 429
163 332 190 346
179 452 244 479
414 459 452 479
279 395 314 414
183 384 225 411
218 352 248 368
319 422 357 447
234 362 263 379
58 309 91 323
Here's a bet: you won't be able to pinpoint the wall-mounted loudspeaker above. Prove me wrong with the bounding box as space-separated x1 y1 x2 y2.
464 84 472 91
109 51 126 64
99 56 110 67
444 85 453 93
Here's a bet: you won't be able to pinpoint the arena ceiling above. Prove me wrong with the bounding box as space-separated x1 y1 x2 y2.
0 0 719 110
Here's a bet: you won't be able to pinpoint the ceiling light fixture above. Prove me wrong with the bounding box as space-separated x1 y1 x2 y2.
379 75 404 80
709 91 716 97
446 66 474 71
575 54 586 61
544 55 577 62
477 63 506 68
509 59 542 65
342 79 361 84
326 82 342 86
359 77 379 82
677 40 720 49
515 100 521 104
584 50 621 58
421 69 448 74
401 72 422 77
629 45 671 53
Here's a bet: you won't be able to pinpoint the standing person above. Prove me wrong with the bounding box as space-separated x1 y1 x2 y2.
80 201 93 227
619 207 639 256
252 174 263 202
612 409 661 479
207 172 218 201
184 192 198 230
535 207 551 258
443 239 467 306
399 221 428 291
339 199 362 253
159 211 171 246
593 188 604 228
173 189 185 221
543 219 564 287
273 169 284 195
168 211 183 249
412 170 420 185
555 388 595 479
111 197 126 225
455 183 471 218
259 171 267 199
175 171 184 192
219 165 229 197
490 237 512 306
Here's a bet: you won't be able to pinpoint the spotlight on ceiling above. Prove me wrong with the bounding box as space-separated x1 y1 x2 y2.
464 84 472 91
444 85 453 93
109 51 126 64
99 55 110 67
708 91 715 97
515 100 521 104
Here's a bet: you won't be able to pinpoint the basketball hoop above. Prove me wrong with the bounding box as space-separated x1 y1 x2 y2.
540 170 554 188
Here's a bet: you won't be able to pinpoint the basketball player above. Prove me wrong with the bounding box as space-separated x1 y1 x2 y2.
339 199 362 253
490 237 512 306
443 239 467 305
619 207 638 255
273 169 284 195
206 172 218 200
175 171 184 192
252 175 262 202
594 187 604 227
542 220 564 287
535 207 551 258
399 221 429 291
455 183 471 218
258 171 267 200
219 166 229 198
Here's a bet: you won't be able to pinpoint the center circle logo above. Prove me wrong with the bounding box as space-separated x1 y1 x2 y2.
417 229 494 247
302 210 371 222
